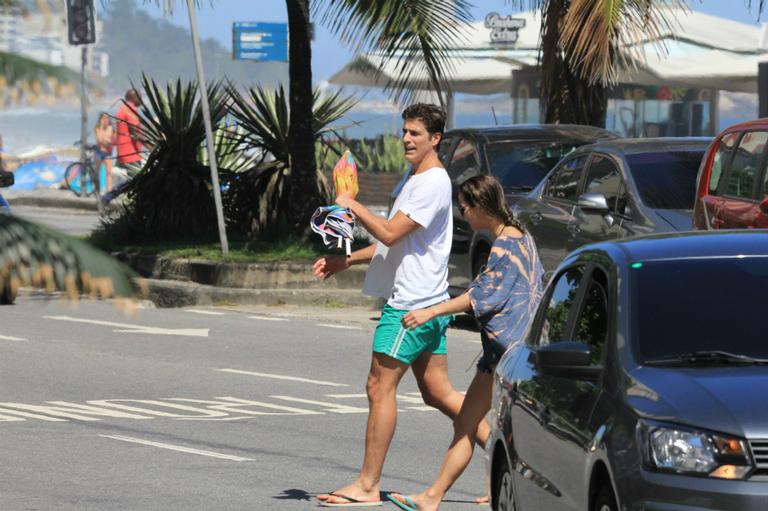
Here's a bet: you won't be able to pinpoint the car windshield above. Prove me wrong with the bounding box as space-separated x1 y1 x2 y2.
632 257 768 363
485 141 578 190
626 150 703 210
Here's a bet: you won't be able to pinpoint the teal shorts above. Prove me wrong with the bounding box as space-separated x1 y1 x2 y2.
373 303 452 364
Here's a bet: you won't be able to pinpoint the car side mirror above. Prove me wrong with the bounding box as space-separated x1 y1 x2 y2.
578 192 610 215
0 170 13 188
760 197 768 216
535 341 602 381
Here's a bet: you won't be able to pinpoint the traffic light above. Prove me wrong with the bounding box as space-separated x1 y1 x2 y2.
66 0 95 45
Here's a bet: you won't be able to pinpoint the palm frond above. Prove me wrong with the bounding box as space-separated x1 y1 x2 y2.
559 0 685 86
0 215 141 300
226 83 358 167
316 0 474 106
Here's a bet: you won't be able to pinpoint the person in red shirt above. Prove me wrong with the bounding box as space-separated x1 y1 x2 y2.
115 89 142 166
103 89 143 204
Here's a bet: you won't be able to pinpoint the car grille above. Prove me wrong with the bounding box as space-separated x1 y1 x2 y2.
749 439 768 477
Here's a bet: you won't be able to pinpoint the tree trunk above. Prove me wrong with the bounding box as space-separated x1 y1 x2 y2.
539 0 608 127
286 0 322 235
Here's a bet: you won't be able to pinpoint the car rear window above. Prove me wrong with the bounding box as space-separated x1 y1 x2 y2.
632 257 768 361
485 141 578 190
626 150 703 209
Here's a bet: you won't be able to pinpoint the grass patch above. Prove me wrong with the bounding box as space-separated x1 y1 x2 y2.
87 233 372 264
88 236 332 263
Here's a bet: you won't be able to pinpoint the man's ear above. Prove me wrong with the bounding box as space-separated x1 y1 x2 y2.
431 132 442 150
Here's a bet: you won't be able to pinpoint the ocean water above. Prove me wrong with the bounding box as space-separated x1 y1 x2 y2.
0 106 512 155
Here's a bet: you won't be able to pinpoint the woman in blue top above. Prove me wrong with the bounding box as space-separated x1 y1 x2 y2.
390 174 544 511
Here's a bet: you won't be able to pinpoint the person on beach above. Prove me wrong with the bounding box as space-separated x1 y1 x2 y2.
93 112 115 192
388 174 544 511
102 89 143 204
313 103 470 508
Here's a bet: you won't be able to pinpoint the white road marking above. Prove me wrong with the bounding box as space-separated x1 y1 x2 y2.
317 323 362 330
271 396 369 414
44 315 209 337
216 368 348 387
99 435 253 462
327 393 433 411
248 315 288 322
0 334 27 342
186 309 225 316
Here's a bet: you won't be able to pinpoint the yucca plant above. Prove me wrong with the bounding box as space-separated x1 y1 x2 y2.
126 75 228 239
224 83 355 238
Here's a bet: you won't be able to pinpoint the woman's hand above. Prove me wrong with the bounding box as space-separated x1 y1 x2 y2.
402 308 435 329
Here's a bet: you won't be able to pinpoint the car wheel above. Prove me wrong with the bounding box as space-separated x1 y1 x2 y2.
593 483 617 511
473 244 490 279
492 454 516 511
0 284 15 305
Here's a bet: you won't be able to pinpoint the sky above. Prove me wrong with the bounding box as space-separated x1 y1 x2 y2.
124 1 768 82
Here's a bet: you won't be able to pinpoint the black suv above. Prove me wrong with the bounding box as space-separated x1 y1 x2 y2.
438 125 616 293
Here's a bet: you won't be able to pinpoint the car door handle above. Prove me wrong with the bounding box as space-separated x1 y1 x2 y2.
530 212 543 224
567 224 580 234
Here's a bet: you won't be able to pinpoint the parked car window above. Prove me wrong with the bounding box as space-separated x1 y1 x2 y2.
583 154 628 215
626 150 702 209
632 257 768 361
723 131 768 200
574 271 609 365
536 267 585 346
447 138 481 184
708 132 739 194
485 141 577 191
438 136 456 167
545 156 589 202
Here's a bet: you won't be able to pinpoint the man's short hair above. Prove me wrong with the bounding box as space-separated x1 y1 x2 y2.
402 103 446 136
125 88 140 105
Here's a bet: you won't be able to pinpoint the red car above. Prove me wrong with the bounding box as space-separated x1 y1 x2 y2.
694 119 768 229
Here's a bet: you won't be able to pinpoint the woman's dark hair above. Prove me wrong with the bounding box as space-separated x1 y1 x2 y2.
458 174 525 232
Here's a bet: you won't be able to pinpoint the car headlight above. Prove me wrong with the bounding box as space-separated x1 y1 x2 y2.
640 422 753 479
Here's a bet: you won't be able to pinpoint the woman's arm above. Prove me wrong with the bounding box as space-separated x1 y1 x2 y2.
401 292 472 329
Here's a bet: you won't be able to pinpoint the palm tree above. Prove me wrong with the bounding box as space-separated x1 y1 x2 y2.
504 0 685 126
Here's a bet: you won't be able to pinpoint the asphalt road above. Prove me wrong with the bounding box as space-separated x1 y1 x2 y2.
1 295 489 510
12 205 101 237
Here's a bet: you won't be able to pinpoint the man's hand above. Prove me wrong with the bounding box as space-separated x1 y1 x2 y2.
335 193 355 210
402 308 435 329
313 255 350 280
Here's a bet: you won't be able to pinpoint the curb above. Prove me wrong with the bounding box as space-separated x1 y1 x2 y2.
119 254 378 309
144 278 382 309
4 190 99 211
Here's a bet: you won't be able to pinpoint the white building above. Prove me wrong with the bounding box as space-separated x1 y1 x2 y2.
331 7 767 136
0 1 109 78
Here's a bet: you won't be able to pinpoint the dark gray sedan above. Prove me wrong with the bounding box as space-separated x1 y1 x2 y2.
514 138 710 272
486 231 768 511
437 124 616 293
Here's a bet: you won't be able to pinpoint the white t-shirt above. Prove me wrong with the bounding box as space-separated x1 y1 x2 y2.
362 167 453 310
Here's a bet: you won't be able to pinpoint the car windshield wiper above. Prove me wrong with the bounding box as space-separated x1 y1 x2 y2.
643 350 768 366
504 185 534 192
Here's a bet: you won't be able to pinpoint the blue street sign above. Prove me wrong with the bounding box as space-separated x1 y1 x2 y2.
233 21 288 62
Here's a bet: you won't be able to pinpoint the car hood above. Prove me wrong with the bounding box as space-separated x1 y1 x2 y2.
652 209 693 231
625 366 768 438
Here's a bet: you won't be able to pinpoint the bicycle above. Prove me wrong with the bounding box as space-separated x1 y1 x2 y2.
64 142 108 197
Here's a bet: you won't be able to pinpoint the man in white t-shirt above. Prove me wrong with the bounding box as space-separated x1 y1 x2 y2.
313 104 466 507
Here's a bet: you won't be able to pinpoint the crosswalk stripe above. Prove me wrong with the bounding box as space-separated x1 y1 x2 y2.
215 368 349 387
99 435 253 461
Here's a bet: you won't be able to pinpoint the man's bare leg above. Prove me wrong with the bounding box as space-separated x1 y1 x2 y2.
318 353 408 505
